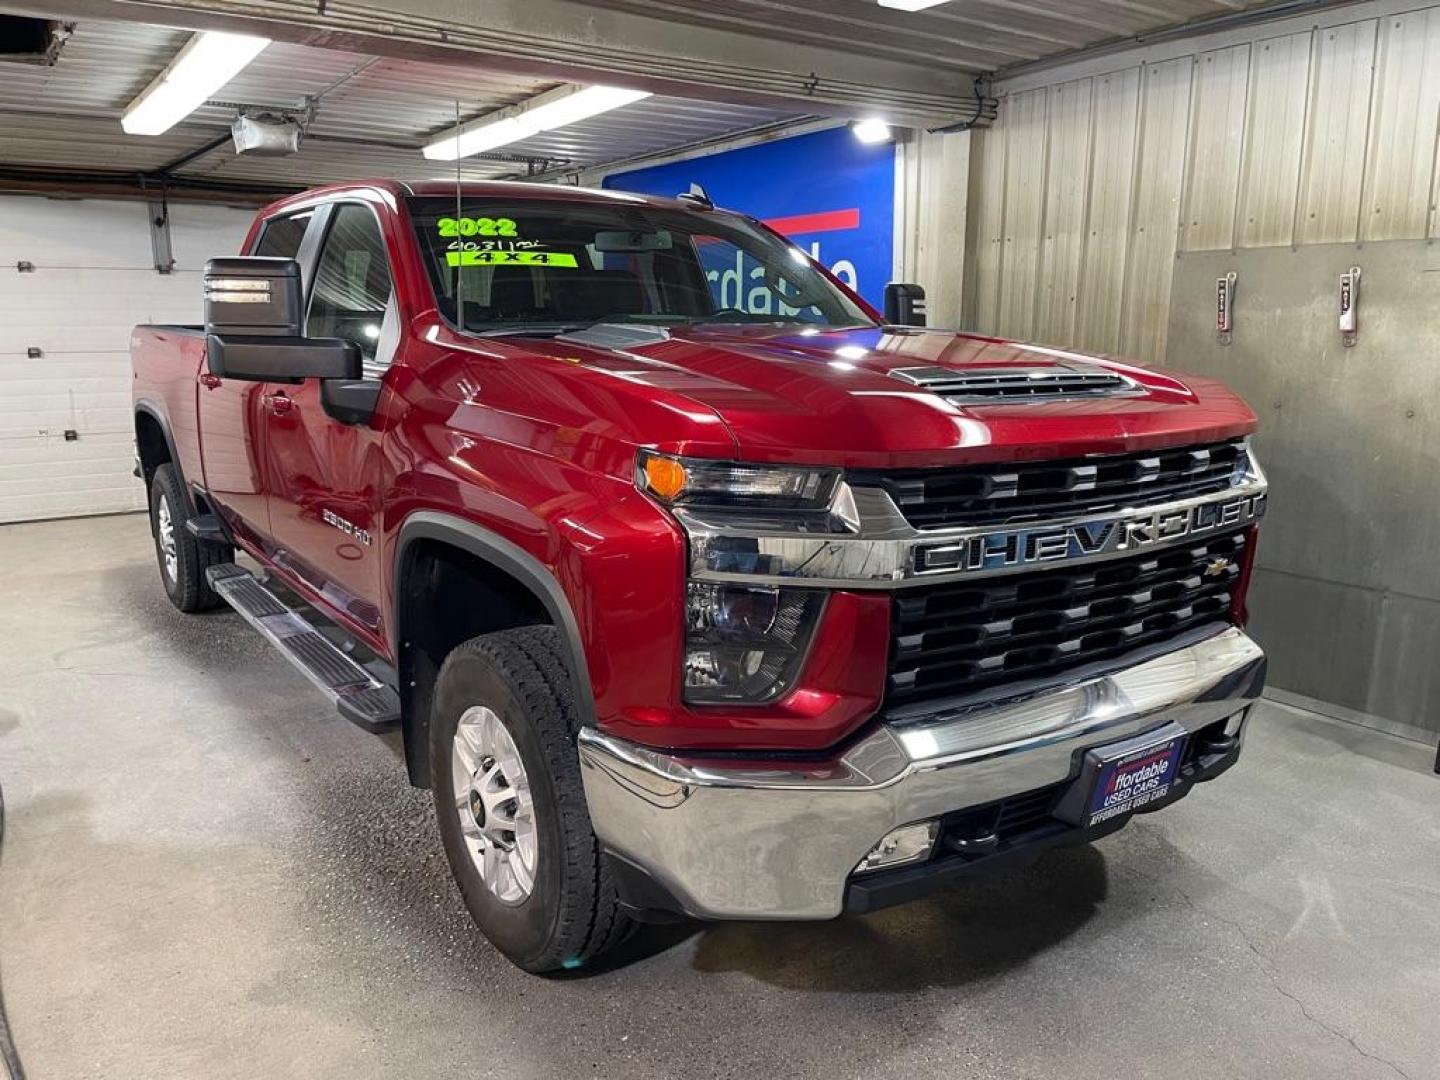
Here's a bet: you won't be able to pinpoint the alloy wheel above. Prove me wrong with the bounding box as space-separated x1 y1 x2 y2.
157 495 178 583
451 705 538 905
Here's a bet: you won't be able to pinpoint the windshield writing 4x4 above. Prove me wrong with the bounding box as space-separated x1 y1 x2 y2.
407 197 875 335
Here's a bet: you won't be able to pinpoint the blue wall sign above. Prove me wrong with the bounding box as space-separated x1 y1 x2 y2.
603 126 896 310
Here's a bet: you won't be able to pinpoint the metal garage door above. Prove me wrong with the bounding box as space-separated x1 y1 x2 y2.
0 196 253 523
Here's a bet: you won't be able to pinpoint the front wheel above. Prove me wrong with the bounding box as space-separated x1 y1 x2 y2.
148 464 230 613
430 626 631 973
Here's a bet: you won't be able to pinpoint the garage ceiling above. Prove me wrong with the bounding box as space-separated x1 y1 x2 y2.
572 0 1292 72
0 0 1315 197
0 20 810 193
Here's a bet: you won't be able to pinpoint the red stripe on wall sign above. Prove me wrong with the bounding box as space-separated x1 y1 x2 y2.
762 208 861 236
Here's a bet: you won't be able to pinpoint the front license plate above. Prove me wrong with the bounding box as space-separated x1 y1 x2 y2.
1085 736 1185 828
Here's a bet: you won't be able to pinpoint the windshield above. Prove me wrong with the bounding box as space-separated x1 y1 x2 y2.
406 197 876 335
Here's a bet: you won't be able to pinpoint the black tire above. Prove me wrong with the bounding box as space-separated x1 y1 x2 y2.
148 463 231 613
430 626 631 974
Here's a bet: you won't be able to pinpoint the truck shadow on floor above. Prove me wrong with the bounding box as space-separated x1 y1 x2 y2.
577 842 1109 990
684 844 1109 991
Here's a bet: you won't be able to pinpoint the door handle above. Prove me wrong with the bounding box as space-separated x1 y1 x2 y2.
263 391 294 416
199 373 222 389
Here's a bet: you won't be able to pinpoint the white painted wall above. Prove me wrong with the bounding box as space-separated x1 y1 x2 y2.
0 196 254 523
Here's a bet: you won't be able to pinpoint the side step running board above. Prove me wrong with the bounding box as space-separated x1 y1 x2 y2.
185 514 230 544
206 563 401 734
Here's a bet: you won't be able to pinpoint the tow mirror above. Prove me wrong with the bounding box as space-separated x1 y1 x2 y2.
203 257 360 383
884 282 928 327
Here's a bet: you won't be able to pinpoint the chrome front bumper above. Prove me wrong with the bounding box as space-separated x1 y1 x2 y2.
578 626 1265 920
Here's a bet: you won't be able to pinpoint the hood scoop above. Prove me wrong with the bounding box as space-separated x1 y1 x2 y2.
889 363 1136 403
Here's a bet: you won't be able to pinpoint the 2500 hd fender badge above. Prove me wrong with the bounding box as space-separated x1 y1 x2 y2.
916 491 1266 574
322 508 372 547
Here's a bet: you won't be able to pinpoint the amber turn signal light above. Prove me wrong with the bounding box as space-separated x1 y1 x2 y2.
642 455 688 501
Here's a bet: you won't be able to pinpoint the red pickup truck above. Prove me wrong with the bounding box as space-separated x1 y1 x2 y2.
131 180 1268 973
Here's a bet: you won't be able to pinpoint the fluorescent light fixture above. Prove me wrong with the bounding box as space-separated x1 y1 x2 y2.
852 118 894 144
425 84 652 160
122 31 269 136
877 0 950 10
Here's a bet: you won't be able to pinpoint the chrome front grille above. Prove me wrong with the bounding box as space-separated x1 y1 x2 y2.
854 439 1249 531
886 531 1247 711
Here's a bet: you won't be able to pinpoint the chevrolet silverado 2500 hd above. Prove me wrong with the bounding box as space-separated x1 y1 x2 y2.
131 180 1268 973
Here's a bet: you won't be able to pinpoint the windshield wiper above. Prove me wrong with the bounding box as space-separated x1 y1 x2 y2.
468 316 879 339
470 317 675 339
468 323 589 338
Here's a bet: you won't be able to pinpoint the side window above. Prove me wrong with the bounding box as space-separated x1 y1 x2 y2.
306 204 396 373
252 211 312 258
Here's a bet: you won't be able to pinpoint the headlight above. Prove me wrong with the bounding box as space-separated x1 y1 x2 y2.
642 452 835 704
683 583 823 703
637 451 839 512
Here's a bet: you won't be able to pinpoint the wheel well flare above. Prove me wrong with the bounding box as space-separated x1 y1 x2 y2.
396 539 553 787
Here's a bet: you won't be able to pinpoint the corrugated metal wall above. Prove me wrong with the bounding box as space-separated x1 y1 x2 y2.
964 3 1440 358
957 0 1440 739
897 128 972 327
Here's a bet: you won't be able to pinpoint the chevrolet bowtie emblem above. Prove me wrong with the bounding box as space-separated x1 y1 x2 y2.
1204 557 1232 578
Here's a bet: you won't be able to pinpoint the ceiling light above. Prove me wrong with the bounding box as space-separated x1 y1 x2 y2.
851 118 894 144
877 0 951 10
426 116 533 160
121 31 269 136
424 84 652 161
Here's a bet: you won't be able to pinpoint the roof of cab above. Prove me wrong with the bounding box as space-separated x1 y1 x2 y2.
257 178 706 219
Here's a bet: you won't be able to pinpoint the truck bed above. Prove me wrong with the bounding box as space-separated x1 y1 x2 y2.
131 324 208 493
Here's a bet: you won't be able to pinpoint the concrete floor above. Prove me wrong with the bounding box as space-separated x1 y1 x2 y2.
0 513 1436 1080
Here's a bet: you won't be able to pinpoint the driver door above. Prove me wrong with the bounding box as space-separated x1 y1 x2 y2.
197 209 315 544
263 201 396 640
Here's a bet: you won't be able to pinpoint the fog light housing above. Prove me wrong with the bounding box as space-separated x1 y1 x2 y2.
854 822 938 875
1223 707 1249 737
683 583 823 704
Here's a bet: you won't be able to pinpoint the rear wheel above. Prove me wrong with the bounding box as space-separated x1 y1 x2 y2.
148 464 230 612
430 626 631 973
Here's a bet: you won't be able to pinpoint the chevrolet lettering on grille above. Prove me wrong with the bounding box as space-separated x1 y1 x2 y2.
916 490 1267 574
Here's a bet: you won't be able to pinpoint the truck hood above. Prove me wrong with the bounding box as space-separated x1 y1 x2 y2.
518 324 1257 469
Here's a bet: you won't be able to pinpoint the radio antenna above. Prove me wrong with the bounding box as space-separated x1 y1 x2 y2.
454 98 464 324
